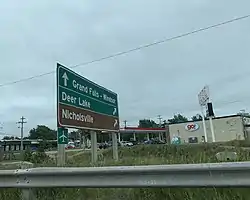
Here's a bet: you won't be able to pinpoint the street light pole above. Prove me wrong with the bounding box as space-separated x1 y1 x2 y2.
0 122 3 134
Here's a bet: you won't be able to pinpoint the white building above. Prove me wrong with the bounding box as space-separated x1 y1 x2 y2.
169 114 249 143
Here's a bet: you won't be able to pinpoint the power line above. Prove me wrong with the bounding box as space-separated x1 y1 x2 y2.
128 99 250 123
0 14 249 88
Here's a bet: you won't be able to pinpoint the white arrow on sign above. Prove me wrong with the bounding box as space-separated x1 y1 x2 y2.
62 72 69 87
113 119 118 127
113 107 117 115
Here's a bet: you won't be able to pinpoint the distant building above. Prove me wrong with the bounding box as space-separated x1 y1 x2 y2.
169 114 249 143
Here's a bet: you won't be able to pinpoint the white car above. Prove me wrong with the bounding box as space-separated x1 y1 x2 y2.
65 142 75 149
120 141 133 147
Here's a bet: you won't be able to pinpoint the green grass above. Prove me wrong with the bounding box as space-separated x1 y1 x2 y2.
218 139 250 148
1 143 250 200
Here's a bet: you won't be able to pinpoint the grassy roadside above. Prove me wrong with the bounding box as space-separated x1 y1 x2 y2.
1 143 250 200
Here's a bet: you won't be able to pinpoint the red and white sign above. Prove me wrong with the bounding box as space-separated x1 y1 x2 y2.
185 123 199 132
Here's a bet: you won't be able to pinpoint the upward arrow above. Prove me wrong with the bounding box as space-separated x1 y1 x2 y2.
62 72 69 87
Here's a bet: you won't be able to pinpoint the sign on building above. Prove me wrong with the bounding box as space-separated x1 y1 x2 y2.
185 123 199 132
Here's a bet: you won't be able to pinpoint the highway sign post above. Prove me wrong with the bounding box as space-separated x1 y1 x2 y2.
57 127 68 166
198 85 215 143
56 63 120 163
90 131 97 163
112 132 118 161
198 85 209 142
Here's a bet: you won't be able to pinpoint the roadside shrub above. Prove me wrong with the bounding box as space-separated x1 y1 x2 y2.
23 148 32 161
24 148 49 164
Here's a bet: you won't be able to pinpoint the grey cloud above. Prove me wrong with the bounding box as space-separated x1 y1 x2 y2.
0 0 250 134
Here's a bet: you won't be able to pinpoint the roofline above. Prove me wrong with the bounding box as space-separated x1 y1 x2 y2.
169 114 247 126
124 127 166 130
120 129 167 134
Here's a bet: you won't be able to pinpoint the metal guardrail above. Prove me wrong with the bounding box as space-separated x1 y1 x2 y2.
1 161 250 188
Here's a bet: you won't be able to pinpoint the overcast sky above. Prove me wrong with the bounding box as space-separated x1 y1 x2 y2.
0 0 250 137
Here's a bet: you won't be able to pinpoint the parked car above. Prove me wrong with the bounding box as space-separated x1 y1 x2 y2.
65 142 75 149
144 139 165 145
144 140 153 145
65 145 75 149
98 142 110 149
130 140 139 145
120 141 133 147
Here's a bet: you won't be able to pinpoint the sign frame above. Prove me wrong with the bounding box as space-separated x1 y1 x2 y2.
198 85 209 106
56 63 119 132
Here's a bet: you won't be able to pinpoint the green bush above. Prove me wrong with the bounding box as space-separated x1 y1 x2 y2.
23 148 50 164
220 140 250 147
23 148 33 161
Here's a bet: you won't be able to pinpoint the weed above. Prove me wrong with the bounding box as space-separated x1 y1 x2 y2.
1 144 250 200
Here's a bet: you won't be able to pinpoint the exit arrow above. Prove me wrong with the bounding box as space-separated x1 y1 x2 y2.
113 119 118 127
62 72 69 87
113 107 117 115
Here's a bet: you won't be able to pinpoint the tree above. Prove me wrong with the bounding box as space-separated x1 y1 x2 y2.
168 114 188 124
3 136 11 140
136 119 159 141
28 125 57 140
138 119 158 128
191 114 203 121
2 136 20 140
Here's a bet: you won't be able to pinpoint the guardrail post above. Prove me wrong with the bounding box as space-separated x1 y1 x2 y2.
112 132 118 161
20 162 36 200
22 189 36 200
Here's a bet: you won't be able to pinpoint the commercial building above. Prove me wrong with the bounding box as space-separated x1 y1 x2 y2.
120 127 167 141
169 114 249 143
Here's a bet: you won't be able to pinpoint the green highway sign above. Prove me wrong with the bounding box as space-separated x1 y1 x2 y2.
57 127 69 144
57 63 119 131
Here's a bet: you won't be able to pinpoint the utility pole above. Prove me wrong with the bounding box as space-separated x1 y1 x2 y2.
157 115 162 127
0 122 3 133
17 116 27 151
157 115 162 141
